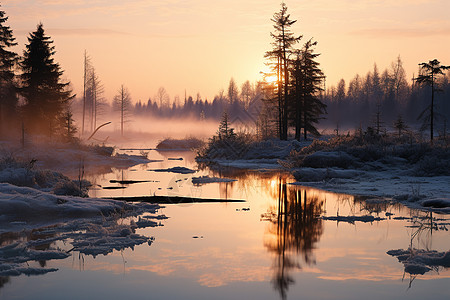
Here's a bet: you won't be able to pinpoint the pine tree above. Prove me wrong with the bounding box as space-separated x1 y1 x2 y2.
60 108 77 143
217 111 235 140
265 2 302 140
0 5 18 136
393 115 408 138
415 59 449 142
290 39 326 140
20 23 74 135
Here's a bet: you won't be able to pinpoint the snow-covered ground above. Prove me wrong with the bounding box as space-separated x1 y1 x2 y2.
0 140 150 178
0 140 166 277
198 138 450 214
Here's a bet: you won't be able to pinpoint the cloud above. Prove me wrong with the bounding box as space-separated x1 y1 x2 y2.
351 27 450 38
14 27 131 37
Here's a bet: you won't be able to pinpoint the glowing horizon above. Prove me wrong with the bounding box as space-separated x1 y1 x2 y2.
2 0 450 104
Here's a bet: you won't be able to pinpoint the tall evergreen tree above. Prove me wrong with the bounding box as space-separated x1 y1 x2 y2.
20 23 74 135
265 2 302 140
415 59 449 142
0 5 18 136
290 40 326 140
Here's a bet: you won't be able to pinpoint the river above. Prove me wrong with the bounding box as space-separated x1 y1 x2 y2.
1 146 449 300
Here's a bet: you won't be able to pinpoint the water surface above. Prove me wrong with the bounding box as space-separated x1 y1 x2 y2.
1 147 449 300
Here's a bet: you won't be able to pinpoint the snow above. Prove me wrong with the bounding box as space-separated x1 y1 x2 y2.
2 142 151 178
206 158 283 170
387 248 450 275
294 170 450 214
0 211 163 276
191 176 237 184
0 182 134 228
0 140 169 277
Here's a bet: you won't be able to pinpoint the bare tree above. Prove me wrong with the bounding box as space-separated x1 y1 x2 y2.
113 85 132 137
391 55 409 103
241 80 253 109
155 86 170 109
227 77 239 104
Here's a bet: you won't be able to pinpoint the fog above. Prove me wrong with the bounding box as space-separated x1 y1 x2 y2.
73 113 221 148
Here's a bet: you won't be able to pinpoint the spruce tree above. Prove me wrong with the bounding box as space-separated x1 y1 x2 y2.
0 5 18 136
290 40 326 140
265 2 302 140
415 59 450 142
20 23 74 135
393 115 408 138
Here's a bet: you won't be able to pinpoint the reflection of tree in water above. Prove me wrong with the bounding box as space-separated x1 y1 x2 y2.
0 276 10 290
262 178 325 300
0 227 59 290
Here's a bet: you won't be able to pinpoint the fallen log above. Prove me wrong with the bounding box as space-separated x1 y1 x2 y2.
103 195 246 204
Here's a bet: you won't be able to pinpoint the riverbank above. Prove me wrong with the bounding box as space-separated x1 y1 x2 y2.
196 135 450 213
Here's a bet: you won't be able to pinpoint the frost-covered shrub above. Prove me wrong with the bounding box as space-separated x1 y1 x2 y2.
53 180 88 197
91 145 115 156
34 169 71 188
197 132 256 160
0 167 35 187
413 154 450 177
156 137 204 150
0 154 91 196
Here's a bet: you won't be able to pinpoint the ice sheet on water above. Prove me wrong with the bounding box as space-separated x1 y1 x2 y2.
387 248 450 275
0 210 164 276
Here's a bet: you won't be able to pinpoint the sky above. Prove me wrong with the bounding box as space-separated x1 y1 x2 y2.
2 0 450 104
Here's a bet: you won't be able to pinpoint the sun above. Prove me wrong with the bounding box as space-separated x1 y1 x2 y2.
264 74 278 85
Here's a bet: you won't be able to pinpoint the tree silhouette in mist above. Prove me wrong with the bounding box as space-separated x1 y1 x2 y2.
20 23 73 136
0 5 18 137
415 59 449 143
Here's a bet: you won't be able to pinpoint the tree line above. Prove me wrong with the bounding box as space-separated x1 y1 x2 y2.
132 78 263 122
323 57 450 142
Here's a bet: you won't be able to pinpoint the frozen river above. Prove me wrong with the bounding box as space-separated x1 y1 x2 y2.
1 146 449 300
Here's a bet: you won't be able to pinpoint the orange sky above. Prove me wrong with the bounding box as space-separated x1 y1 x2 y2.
3 0 450 103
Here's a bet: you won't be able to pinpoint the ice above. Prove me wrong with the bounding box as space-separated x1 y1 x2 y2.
0 209 164 276
387 248 450 275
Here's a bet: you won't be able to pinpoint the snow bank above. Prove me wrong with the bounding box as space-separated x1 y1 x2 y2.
3 142 151 179
191 176 237 184
293 168 362 182
204 158 282 170
387 248 450 275
156 137 204 150
0 183 132 226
